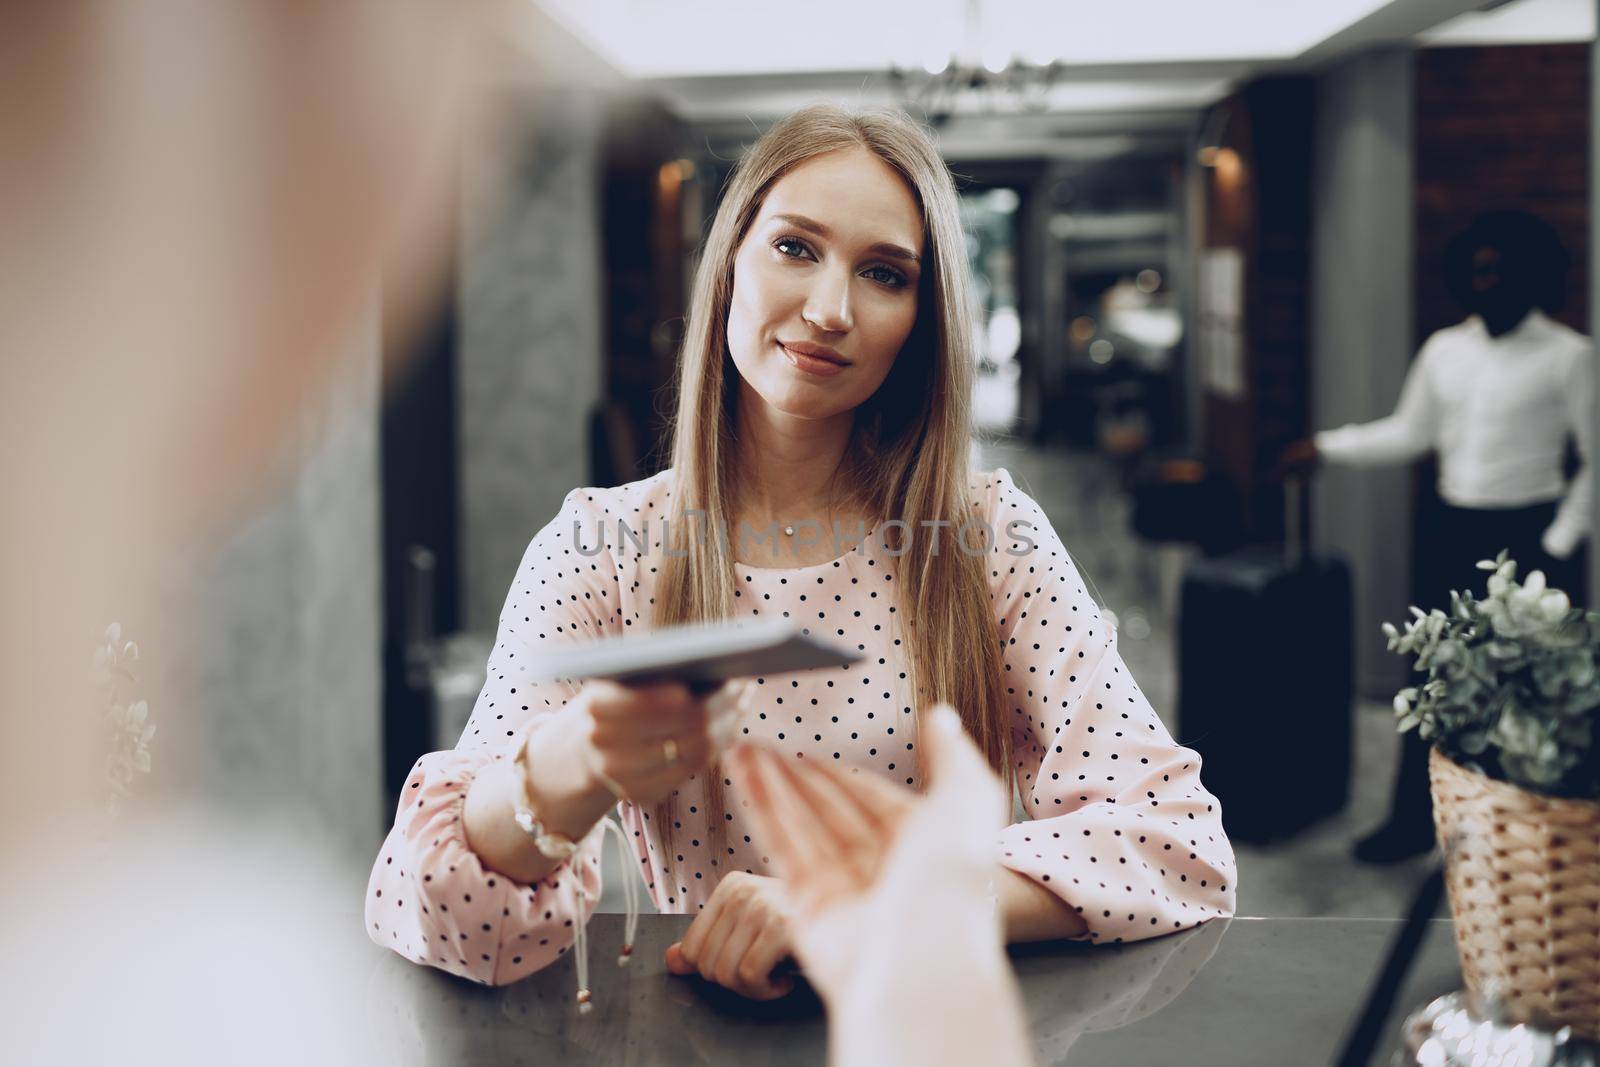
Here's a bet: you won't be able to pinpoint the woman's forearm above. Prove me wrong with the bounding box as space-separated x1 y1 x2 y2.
996 865 1089 943
462 710 615 885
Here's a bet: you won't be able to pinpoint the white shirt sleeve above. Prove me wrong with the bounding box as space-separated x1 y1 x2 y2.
1314 338 1439 466
1542 344 1594 560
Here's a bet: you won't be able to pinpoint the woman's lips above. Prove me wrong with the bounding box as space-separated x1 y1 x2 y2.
779 341 851 378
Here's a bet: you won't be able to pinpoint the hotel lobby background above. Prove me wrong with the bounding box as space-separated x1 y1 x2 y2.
162 1 1596 930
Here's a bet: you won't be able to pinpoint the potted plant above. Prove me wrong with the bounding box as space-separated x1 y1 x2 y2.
1386 553 1600 1041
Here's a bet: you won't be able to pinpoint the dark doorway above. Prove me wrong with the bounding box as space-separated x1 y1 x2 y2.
379 174 462 820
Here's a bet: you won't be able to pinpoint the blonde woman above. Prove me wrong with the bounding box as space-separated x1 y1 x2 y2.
366 105 1236 1000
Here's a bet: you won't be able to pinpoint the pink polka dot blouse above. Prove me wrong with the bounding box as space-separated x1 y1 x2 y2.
366 468 1237 985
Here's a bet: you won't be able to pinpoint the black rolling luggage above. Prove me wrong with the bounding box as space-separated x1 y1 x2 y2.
1176 478 1353 843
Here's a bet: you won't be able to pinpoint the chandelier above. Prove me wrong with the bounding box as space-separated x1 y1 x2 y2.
888 0 1060 126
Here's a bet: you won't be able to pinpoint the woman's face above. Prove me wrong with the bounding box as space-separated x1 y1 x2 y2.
726 146 925 422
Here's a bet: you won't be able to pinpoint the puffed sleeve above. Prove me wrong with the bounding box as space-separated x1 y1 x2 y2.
365 488 624 985
982 468 1237 945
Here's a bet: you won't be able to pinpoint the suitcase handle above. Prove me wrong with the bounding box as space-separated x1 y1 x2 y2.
1284 471 1312 567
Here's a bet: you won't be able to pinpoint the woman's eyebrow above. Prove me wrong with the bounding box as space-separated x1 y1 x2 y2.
770 212 921 265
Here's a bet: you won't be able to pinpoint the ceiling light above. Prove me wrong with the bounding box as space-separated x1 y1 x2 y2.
891 0 1060 125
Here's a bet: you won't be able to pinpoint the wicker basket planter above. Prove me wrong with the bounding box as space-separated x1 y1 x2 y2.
1429 747 1600 1041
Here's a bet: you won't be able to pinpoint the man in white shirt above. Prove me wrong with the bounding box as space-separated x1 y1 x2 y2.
1282 211 1593 863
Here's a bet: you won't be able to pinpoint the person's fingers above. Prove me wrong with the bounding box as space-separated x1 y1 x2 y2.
588 689 707 743
671 880 727 972
919 703 979 784
797 755 915 832
731 749 871 912
756 753 878 907
706 679 756 750
628 679 694 710
690 901 742 984
763 756 901 888
735 921 795 1001
771 752 879 846
748 751 844 870
788 759 920 884
739 747 836 876
664 941 694 975
919 703 1007 830
586 679 690 720
594 729 711 779
706 904 765 992
592 710 704 744
704 677 752 721
726 746 806 880
578 679 638 718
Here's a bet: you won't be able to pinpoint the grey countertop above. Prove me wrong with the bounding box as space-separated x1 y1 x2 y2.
361 914 1466 1065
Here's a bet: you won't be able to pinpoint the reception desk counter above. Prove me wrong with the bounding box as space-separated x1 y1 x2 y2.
362 914 1467 1065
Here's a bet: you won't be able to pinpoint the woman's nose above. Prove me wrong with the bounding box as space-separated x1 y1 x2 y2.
801 268 853 333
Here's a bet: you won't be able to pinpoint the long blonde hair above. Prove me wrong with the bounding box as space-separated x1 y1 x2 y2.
653 105 1011 870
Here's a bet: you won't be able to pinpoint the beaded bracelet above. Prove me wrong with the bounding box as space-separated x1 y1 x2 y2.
511 728 578 861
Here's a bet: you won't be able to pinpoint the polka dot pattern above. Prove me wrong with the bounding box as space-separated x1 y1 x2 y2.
366 468 1237 984
987 476 1236 945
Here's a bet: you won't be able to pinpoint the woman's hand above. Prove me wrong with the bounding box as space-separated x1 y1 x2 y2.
726 705 1002 1000
665 871 795 1000
468 679 739 886
563 679 720 808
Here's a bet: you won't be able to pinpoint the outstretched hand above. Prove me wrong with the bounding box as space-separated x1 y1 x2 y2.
728 705 1033 1065
727 704 1015 1003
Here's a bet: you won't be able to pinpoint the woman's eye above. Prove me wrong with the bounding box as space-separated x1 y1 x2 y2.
863 265 907 288
774 237 812 260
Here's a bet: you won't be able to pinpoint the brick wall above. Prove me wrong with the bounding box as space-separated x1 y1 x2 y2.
1414 44 1590 342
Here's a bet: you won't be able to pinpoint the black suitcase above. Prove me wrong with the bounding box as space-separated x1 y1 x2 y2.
1176 478 1353 843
